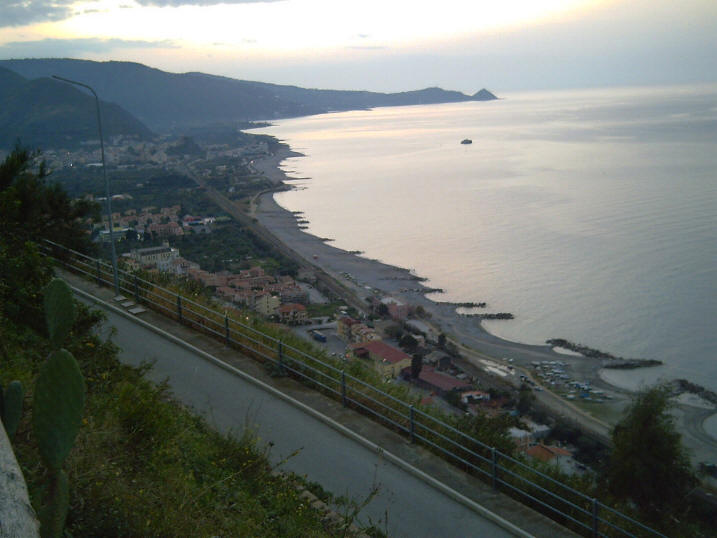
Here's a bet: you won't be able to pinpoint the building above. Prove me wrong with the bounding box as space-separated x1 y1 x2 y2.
381 297 411 321
460 390 491 406
351 340 412 378
410 366 472 396
130 243 179 268
167 256 200 276
524 444 576 473
97 226 130 243
147 221 184 238
279 285 309 305
350 323 380 343
509 427 533 449
278 303 308 325
255 293 281 317
424 350 452 370
337 316 361 341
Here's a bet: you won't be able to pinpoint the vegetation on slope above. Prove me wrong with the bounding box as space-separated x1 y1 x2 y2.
0 146 374 537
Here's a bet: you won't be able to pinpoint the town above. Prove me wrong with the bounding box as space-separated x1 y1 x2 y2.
107 204 588 475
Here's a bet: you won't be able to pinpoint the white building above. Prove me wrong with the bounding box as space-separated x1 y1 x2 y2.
130 243 179 269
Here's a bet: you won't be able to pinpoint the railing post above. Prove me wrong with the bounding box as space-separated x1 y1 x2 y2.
134 275 139 302
491 448 498 490
592 498 599 537
277 340 283 373
96 259 102 286
225 313 230 345
177 295 182 322
409 405 415 443
341 370 347 406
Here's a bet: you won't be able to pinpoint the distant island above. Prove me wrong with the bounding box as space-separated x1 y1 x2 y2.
0 58 498 139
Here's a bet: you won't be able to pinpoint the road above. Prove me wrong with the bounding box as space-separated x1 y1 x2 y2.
78 294 520 538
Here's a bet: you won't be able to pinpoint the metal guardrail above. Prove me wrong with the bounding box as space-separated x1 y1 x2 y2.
41 239 666 538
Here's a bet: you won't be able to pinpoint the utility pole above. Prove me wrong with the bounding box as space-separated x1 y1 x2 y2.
52 75 120 294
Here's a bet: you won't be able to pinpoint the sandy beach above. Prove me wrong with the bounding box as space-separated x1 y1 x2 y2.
251 145 717 464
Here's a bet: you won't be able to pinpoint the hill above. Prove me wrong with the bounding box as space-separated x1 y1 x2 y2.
0 58 497 131
0 67 153 149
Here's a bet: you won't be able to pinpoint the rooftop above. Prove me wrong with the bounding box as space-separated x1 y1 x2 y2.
416 366 471 392
525 444 572 463
352 340 410 364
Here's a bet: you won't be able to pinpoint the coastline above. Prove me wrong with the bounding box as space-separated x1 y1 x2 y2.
251 144 717 460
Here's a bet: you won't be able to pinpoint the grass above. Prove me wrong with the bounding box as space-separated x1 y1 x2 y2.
1 304 367 537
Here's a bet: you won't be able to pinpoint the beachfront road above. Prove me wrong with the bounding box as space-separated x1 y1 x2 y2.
78 295 518 538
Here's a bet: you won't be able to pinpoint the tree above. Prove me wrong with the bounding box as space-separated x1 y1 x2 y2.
383 324 403 340
0 145 99 253
0 147 98 329
399 333 418 353
516 384 535 415
410 353 423 379
603 384 695 521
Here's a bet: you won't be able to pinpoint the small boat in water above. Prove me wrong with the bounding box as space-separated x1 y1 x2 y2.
461 138 472 144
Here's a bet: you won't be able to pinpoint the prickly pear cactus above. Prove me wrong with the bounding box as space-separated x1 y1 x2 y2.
43 278 77 349
32 278 85 538
39 469 69 538
33 350 85 473
1 380 24 440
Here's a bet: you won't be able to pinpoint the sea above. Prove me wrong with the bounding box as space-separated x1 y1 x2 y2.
251 84 717 394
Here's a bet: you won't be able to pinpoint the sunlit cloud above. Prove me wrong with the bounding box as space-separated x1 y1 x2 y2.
134 0 284 5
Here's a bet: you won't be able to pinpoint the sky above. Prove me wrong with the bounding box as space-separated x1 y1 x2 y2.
0 0 715 93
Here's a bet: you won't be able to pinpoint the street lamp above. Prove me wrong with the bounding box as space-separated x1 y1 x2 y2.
52 75 120 294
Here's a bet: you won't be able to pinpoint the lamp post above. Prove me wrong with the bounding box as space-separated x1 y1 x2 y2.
52 75 120 294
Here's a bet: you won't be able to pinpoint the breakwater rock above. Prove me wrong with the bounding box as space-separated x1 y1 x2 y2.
670 379 717 405
602 359 663 369
462 312 514 320
546 338 662 369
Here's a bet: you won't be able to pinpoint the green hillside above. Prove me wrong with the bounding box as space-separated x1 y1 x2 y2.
0 67 153 149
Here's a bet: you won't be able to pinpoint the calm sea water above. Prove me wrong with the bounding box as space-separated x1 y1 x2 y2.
252 85 717 392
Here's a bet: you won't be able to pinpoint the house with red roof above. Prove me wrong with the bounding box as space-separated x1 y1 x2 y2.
277 303 308 325
409 366 472 396
351 341 412 378
525 443 572 465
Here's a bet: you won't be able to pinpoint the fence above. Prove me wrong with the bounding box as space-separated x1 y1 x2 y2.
41 239 665 538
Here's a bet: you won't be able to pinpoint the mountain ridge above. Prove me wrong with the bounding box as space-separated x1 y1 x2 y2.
0 58 497 132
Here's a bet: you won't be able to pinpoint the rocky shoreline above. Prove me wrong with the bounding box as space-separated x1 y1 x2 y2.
249 144 717 459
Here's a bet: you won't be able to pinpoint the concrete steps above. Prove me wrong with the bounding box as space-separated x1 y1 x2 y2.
114 295 146 315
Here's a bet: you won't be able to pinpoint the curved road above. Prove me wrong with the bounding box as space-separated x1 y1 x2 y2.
78 294 520 538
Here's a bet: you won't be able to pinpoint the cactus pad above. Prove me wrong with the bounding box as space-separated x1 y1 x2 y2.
2 380 24 440
33 349 85 471
43 278 77 348
39 469 69 538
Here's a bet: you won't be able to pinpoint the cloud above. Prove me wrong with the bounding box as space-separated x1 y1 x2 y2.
346 45 388 51
0 1 76 27
0 38 179 57
134 0 284 5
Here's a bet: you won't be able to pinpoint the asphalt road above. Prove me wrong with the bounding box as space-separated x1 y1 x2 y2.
79 295 517 538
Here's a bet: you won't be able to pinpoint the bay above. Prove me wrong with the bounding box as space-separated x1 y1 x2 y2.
252 85 717 392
